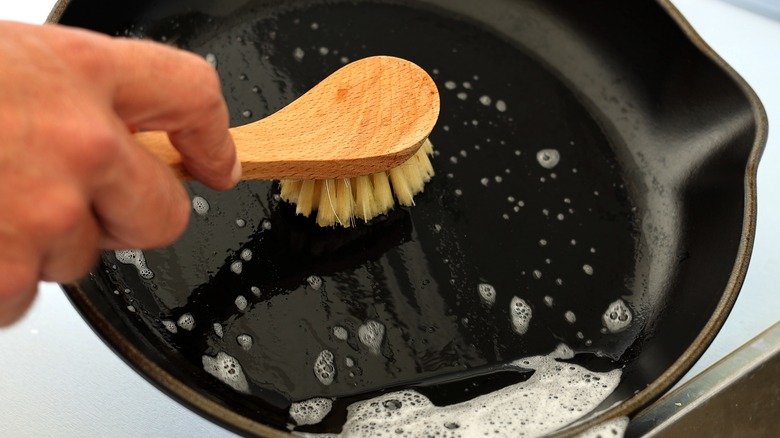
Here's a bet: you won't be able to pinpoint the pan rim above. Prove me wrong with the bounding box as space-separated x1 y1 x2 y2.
49 0 767 436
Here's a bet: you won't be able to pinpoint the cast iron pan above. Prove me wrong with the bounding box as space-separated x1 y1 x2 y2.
49 0 766 436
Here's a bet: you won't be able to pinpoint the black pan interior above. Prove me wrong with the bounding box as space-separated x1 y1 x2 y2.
55 0 760 435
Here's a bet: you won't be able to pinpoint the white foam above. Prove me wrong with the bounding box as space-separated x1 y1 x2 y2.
177 313 195 331
192 196 210 215
307 275 323 290
240 249 253 262
290 398 333 426
314 350 336 386
576 416 629 438
230 261 243 275
262 220 273 231
602 299 632 333
583 265 594 276
213 323 224 338
251 286 261 297
202 351 250 394
235 295 248 312
444 81 457 90
237 334 253 351
496 100 507 112
479 95 492 106
565 311 577 324
162 320 177 333
319 46 329 56
478 283 496 307
333 326 349 341
457 92 468 101
543 296 554 307
235 218 247 227
358 320 385 354
510 296 532 335
296 344 621 438
536 149 561 169
205 53 217 68
114 249 155 279
293 47 305 62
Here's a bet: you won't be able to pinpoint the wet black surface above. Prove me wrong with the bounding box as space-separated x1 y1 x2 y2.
86 1 638 432
57 0 761 435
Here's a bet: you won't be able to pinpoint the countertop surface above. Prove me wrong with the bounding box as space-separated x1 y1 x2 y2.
0 1 778 436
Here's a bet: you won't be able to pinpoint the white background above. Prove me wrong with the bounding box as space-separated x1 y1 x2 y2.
0 0 778 436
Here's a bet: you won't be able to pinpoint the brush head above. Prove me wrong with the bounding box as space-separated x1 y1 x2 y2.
280 138 435 227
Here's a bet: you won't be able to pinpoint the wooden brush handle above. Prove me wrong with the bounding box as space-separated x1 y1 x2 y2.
134 56 440 181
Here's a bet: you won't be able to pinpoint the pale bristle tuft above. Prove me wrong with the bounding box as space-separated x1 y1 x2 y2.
279 139 436 227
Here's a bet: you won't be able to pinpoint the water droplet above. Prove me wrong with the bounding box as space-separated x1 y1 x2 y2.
333 325 349 341
191 196 210 215
237 334 253 350
293 47 305 61
478 283 496 306
536 149 561 169
602 299 632 333
235 295 248 311
205 53 217 68
307 275 323 290
177 313 195 331
314 349 336 385
358 320 385 354
162 320 177 333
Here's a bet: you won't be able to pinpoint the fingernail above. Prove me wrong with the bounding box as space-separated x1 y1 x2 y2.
231 156 243 185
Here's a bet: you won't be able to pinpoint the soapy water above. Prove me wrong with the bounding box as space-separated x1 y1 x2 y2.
307 275 323 290
192 196 210 216
177 313 195 331
332 326 349 341
290 398 334 427
576 416 629 438
602 300 632 333
293 344 621 437
510 297 532 335
237 334 254 351
536 149 561 169
114 249 154 279
314 350 336 386
202 351 250 394
162 320 177 333
357 320 385 355
110 2 641 435
477 283 496 307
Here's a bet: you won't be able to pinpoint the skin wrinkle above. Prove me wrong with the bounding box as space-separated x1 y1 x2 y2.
0 20 238 326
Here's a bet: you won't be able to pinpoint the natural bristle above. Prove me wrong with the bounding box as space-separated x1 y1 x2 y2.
279 138 435 227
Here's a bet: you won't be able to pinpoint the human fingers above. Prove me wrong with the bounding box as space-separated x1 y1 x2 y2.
0 244 38 327
107 38 240 191
92 119 192 250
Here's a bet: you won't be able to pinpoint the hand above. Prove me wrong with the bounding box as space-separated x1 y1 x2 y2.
0 21 240 326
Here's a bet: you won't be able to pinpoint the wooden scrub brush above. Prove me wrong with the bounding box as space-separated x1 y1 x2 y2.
134 55 440 227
